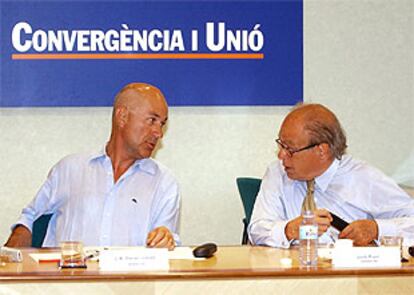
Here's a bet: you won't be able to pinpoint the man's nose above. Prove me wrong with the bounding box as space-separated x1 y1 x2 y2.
153 123 164 138
277 148 288 160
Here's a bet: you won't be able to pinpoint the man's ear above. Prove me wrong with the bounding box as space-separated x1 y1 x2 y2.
115 106 128 128
318 143 331 160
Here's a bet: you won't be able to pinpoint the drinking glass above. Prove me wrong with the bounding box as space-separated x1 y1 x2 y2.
60 241 86 268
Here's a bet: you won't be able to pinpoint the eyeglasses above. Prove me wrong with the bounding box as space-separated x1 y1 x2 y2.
275 138 320 158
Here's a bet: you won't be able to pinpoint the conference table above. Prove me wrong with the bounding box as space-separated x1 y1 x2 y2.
1 246 413 294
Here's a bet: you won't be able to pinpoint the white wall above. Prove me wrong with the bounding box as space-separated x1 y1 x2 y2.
0 0 413 245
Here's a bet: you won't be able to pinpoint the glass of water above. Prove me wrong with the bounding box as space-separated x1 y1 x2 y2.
60 241 86 268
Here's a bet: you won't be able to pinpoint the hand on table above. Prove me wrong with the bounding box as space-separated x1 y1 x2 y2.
146 226 175 250
339 219 378 246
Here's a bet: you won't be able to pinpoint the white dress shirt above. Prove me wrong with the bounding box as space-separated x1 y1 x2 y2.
248 155 414 248
14 148 180 247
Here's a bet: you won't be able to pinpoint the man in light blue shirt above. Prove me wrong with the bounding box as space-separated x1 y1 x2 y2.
5 83 180 249
249 103 414 248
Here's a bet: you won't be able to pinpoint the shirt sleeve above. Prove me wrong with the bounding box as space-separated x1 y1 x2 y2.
367 169 414 245
12 164 60 233
248 163 292 248
149 172 181 245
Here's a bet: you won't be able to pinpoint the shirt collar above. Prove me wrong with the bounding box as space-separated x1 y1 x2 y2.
88 145 157 176
314 158 339 192
88 145 107 162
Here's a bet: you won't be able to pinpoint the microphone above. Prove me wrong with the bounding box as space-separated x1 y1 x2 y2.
193 243 217 258
409 246 414 257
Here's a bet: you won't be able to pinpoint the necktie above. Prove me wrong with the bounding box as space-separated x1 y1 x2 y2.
301 179 316 214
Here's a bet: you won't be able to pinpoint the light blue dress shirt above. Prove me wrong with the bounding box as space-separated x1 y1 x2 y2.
248 155 414 248
15 148 180 247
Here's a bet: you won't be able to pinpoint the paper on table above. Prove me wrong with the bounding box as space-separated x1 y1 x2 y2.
84 246 203 260
30 246 204 263
29 253 60 263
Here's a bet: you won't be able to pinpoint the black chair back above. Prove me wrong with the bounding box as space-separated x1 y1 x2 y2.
32 214 52 248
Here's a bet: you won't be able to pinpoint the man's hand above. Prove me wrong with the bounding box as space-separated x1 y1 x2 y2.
314 209 333 236
146 226 175 250
339 219 378 246
4 225 32 247
285 216 302 240
285 209 333 240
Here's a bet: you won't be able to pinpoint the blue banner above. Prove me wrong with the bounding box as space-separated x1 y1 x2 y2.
0 0 303 107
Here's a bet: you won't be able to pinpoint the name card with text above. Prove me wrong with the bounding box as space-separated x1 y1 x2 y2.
332 246 401 268
99 248 169 271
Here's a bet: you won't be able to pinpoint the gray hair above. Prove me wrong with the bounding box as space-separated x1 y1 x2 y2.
293 103 347 160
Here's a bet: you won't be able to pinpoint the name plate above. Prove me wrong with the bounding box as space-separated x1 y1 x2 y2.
332 246 401 268
99 248 169 271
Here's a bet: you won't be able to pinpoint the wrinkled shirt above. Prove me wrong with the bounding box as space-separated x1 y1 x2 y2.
248 155 414 247
15 149 180 247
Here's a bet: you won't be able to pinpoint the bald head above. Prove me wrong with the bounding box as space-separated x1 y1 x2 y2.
286 104 338 128
284 103 347 160
114 83 166 112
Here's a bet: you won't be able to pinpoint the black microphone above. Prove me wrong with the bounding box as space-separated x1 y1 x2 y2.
193 243 217 258
409 246 414 257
